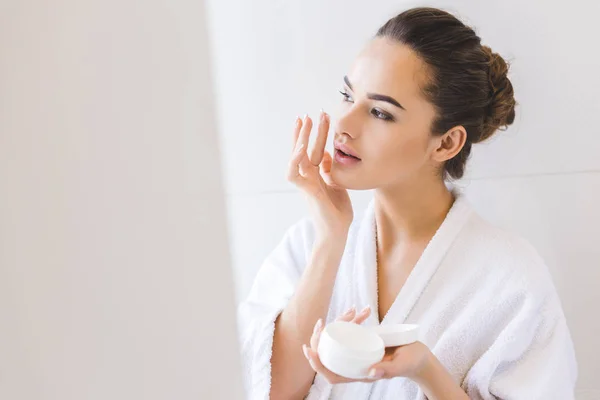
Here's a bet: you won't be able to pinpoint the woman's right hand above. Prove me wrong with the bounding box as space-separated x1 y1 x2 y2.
287 112 353 241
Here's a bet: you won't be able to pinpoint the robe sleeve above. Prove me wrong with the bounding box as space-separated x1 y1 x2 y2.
462 257 578 399
236 219 313 400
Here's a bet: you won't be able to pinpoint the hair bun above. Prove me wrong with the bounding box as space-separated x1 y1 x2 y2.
479 45 516 142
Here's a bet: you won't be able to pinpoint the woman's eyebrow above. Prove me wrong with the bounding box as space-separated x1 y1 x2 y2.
344 75 406 110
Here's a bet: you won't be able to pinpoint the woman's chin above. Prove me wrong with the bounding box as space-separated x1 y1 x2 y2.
331 167 366 190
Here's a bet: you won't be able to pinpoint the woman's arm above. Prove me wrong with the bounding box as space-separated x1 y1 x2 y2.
269 112 354 399
302 333 469 399
413 350 469 400
269 237 346 400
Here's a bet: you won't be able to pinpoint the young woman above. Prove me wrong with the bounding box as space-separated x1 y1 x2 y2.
238 7 577 400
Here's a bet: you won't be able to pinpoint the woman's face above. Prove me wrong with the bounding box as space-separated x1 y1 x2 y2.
330 37 444 190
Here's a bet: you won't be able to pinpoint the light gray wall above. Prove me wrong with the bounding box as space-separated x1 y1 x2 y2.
0 0 243 399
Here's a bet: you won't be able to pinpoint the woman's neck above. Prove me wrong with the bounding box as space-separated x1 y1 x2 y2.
374 179 455 252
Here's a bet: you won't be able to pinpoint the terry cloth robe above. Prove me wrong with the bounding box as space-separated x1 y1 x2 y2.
237 191 578 399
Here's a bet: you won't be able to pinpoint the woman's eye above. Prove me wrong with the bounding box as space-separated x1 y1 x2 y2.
339 90 353 102
371 108 393 121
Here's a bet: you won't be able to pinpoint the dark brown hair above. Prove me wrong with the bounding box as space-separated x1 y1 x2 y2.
376 7 516 179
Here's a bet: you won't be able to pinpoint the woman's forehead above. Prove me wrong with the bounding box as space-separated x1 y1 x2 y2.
347 37 429 102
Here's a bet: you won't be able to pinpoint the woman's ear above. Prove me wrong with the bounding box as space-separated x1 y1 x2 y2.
432 125 467 163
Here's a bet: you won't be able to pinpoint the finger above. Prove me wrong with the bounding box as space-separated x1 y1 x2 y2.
309 110 330 166
320 151 337 187
286 143 307 183
298 115 313 154
292 116 303 153
335 306 357 322
298 148 313 178
320 150 333 174
305 347 353 384
367 361 394 380
367 366 386 380
302 343 309 358
310 318 324 350
351 305 372 325
295 115 314 178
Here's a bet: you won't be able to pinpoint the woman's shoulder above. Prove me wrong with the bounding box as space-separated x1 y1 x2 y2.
462 209 560 301
466 212 544 265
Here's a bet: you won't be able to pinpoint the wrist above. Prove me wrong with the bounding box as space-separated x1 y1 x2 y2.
411 348 469 400
411 347 436 385
313 235 347 259
315 228 349 248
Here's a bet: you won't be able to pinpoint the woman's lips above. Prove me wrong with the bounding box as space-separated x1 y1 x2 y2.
334 142 361 160
334 149 362 166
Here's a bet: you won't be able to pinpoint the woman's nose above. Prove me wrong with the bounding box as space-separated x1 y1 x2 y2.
334 107 364 140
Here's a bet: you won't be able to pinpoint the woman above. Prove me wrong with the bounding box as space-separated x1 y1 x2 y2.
238 7 577 400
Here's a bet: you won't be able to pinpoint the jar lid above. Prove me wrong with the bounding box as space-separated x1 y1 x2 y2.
367 324 419 347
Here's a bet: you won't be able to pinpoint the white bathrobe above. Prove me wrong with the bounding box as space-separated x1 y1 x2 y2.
237 192 578 399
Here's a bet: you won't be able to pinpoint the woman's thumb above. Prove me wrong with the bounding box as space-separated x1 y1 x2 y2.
367 360 397 380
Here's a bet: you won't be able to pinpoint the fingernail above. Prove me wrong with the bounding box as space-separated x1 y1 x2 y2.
295 116 301 126
344 306 356 315
368 368 383 379
360 305 371 313
303 113 308 121
295 143 305 153
302 344 309 360
314 318 323 333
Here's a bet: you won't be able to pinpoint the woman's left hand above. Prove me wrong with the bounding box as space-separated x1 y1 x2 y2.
302 306 432 384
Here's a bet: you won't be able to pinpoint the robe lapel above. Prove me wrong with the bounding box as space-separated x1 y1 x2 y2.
353 191 474 327
352 199 380 327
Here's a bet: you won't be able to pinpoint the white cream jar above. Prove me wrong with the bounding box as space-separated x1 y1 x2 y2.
317 321 420 379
